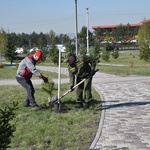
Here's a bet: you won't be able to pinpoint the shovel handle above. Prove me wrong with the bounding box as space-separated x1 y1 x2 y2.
50 69 99 103
72 69 99 89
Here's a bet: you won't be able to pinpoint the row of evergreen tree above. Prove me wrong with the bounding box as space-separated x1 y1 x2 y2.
0 22 150 64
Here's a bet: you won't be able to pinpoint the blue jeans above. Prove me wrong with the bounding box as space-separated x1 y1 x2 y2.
16 76 37 106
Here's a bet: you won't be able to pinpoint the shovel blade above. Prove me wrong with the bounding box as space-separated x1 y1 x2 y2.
51 95 58 102
48 95 58 107
54 103 62 113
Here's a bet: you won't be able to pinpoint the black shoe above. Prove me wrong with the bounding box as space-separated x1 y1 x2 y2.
75 102 83 109
32 105 41 111
83 102 90 110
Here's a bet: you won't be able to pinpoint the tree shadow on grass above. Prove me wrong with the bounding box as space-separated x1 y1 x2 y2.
62 98 101 106
62 98 102 111
40 98 102 113
101 100 150 110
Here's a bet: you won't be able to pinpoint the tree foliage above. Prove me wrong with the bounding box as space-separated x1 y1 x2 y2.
0 23 141 64
102 46 110 62
112 47 119 59
49 31 59 64
78 26 94 54
138 22 150 61
0 101 18 149
0 29 6 64
4 34 17 65
40 77 54 100
89 41 101 63
0 29 6 53
64 40 75 54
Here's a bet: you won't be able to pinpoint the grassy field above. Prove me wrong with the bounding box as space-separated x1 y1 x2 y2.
0 66 101 150
1 84 101 150
97 52 150 76
100 52 148 66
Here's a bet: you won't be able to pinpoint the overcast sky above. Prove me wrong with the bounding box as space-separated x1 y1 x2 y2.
0 0 150 35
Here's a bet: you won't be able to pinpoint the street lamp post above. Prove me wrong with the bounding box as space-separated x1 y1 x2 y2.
86 8 89 55
58 48 61 105
74 0 78 56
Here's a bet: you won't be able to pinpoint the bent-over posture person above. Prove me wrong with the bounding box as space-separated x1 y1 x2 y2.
66 53 96 110
16 50 48 111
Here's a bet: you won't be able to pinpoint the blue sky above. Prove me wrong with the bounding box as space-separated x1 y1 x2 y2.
0 0 150 35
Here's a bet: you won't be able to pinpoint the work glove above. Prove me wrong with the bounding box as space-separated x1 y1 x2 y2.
42 76 48 83
70 85 74 91
82 73 90 79
90 70 95 77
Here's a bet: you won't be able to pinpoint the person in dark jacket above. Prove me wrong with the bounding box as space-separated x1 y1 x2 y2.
66 53 96 110
16 50 48 111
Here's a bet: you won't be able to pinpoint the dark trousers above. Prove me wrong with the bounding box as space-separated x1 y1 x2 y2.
16 77 37 106
76 76 92 103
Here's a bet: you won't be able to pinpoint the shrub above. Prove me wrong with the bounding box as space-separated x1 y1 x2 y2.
0 63 4 68
89 41 101 63
112 47 119 59
0 101 18 149
102 48 110 62
40 76 55 100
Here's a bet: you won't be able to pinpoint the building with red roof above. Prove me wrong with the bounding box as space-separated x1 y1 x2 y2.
92 19 150 31
92 19 150 43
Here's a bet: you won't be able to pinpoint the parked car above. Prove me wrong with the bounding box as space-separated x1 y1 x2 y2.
15 48 23 54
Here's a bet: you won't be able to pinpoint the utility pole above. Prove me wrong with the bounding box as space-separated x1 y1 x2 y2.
75 0 78 56
86 8 89 55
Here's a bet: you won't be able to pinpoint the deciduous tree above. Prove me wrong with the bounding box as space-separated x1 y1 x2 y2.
138 21 150 61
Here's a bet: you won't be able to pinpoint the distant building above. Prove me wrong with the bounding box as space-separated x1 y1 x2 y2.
92 19 150 32
92 19 150 42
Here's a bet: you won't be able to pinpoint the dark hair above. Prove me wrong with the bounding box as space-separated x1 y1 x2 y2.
68 53 76 61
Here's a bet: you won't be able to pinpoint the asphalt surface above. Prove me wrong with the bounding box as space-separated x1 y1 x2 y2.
0 66 150 150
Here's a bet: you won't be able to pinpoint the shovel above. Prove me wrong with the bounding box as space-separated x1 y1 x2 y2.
49 69 99 112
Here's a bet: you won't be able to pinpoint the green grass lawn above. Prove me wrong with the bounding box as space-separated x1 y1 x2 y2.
1 83 101 150
0 65 101 150
100 52 147 65
97 65 150 76
98 51 150 76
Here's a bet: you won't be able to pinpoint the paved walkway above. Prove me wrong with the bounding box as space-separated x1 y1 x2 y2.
90 78 150 150
0 66 150 150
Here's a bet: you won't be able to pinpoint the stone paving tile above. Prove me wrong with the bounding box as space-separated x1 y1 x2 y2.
90 82 150 150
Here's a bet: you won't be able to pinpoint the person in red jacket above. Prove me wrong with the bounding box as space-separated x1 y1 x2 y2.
16 50 48 111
